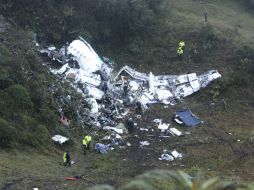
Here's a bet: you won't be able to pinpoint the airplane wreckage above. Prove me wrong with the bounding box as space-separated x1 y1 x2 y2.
40 37 221 136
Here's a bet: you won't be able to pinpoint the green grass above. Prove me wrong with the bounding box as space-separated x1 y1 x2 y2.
0 147 137 189
167 0 254 42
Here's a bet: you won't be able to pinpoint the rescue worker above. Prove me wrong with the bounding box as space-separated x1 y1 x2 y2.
177 47 184 60
84 134 92 150
82 138 88 155
209 102 215 116
204 10 208 22
136 101 142 115
63 151 71 167
123 83 128 97
179 41 185 49
126 118 135 133
221 98 227 110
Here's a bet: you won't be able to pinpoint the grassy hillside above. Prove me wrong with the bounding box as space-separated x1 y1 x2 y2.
0 0 254 189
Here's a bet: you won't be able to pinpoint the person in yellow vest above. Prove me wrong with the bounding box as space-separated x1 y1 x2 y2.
82 138 88 155
84 135 92 150
63 151 71 166
179 41 185 49
177 47 184 60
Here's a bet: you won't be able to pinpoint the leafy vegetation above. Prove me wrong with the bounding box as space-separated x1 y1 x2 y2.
0 0 167 47
88 170 254 190
0 16 84 148
235 42 254 73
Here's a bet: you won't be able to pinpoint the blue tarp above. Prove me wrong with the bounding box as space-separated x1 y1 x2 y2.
95 143 110 154
175 110 201 127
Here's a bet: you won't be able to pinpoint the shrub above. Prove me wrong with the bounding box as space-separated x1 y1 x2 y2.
21 124 50 148
199 24 218 50
0 67 13 90
0 0 167 45
5 84 33 111
235 42 254 78
235 43 254 63
0 118 17 148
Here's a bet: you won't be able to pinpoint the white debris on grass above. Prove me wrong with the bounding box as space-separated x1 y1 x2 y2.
126 142 131 146
140 141 150 147
102 135 111 140
52 135 69 144
154 119 170 132
174 117 184 125
103 126 124 134
159 154 174 161
153 119 162 124
158 122 170 131
140 128 149 131
169 128 183 136
171 150 183 159
159 149 183 161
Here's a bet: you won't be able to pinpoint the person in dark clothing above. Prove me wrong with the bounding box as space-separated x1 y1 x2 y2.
63 151 71 167
126 118 135 133
82 138 88 155
204 10 208 22
221 98 227 110
136 101 142 115
101 82 108 93
123 84 128 96
209 102 215 116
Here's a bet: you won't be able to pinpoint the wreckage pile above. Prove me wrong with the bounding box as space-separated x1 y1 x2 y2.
40 37 221 157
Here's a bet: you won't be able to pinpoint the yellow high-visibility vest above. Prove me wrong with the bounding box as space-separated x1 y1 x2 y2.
177 48 184 55
82 139 87 146
63 152 67 162
179 41 185 48
85 135 92 142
